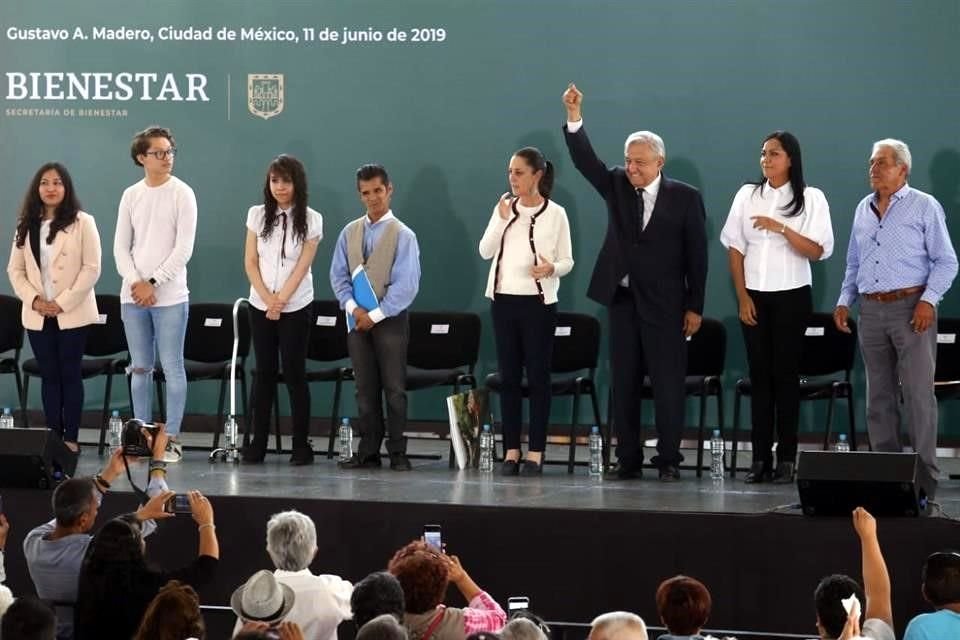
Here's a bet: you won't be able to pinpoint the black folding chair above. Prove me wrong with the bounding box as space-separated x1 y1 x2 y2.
934 317 960 403
155 302 251 447
731 312 857 477
485 312 604 473
0 295 26 425
404 311 481 466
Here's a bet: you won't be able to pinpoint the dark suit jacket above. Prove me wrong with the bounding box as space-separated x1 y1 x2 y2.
564 124 708 326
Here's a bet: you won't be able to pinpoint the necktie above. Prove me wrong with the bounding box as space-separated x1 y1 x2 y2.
278 210 288 260
635 188 645 241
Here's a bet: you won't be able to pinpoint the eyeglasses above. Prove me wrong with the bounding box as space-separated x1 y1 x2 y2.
144 148 177 160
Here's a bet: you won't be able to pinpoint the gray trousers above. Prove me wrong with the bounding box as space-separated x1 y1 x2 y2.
347 311 409 457
859 292 939 497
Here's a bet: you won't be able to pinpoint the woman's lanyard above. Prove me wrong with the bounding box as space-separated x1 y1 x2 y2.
493 198 550 303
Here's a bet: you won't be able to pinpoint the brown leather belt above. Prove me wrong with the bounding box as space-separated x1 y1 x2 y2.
862 285 925 303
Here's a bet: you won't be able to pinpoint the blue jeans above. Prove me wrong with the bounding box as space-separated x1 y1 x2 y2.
121 302 189 436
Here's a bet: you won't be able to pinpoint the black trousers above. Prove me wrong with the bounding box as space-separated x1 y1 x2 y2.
249 305 312 449
491 294 557 452
741 285 812 466
348 311 409 457
609 287 687 468
27 317 89 442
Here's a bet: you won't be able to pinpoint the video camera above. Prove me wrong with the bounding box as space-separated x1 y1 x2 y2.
121 418 160 457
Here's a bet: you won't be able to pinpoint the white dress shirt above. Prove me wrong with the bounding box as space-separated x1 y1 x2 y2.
246 205 323 312
720 181 834 291
38 220 56 300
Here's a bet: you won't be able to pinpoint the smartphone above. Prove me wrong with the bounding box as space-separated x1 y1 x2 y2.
423 524 442 550
508 596 530 612
164 494 192 514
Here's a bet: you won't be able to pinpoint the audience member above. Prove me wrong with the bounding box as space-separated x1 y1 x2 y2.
588 612 648 640
23 433 172 640
904 550 960 640
232 570 297 627
813 508 893 640
0 511 8 584
388 540 505 640
0 584 13 619
74 490 218 640
236 621 305 640
133 579 206 640
351 571 405 629
1 596 56 640
232 511 351 639
655 575 711 639
500 618 547 640
357 613 409 640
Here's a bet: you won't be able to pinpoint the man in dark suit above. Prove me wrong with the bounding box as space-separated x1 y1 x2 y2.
562 83 707 481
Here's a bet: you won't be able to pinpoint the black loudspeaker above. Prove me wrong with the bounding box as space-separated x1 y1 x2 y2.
797 451 923 517
0 428 78 489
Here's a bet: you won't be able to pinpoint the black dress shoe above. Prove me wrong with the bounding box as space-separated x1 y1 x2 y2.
519 459 543 476
389 453 412 471
658 465 681 482
501 460 520 476
605 462 642 481
744 462 772 484
290 446 315 466
772 461 796 484
339 454 382 469
241 447 266 463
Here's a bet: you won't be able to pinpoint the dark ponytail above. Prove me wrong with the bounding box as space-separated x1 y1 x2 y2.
514 147 553 199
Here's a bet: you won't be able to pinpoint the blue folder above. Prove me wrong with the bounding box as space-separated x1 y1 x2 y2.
346 265 380 332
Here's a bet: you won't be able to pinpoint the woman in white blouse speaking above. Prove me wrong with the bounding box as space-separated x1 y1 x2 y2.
7 163 102 452
243 155 322 465
720 132 834 484
480 147 574 475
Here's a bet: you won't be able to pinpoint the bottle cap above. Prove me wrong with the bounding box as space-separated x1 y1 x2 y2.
713 429 721 437
591 425 599 433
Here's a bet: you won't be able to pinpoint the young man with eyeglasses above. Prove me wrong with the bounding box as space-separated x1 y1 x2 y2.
114 125 197 462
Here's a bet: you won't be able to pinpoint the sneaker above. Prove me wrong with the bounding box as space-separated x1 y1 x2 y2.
163 439 183 463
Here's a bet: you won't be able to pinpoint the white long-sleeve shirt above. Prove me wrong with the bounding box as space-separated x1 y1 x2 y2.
480 199 573 303
114 175 197 306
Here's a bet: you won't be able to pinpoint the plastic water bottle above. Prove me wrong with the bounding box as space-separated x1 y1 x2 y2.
589 426 603 477
0 407 12 429
338 417 353 461
710 429 725 481
478 424 494 472
834 433 850 453
108 410 123 452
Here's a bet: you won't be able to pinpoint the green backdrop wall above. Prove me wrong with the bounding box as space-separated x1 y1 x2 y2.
2 0 958 437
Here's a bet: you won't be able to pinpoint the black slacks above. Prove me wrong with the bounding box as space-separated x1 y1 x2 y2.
741 285 812 465
491 294 557 452
609 287 687 468
249 305 312 449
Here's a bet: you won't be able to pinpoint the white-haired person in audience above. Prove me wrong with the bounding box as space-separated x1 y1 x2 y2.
2 596 57 640
358 613 410 640
500 617 547 640
351 571 405 629
904 549 960 640
23 427 173 640
233 510 352 639
589 612 648 640
812 508 893 640
388 540 506 640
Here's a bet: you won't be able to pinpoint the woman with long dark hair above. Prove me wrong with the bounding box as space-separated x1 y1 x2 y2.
720 131 834 483
479 147 574 475
242 155 323 465
7 163 101 451
74 491 219 640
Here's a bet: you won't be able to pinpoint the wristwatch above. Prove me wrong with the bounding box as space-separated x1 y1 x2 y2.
148 277 158 286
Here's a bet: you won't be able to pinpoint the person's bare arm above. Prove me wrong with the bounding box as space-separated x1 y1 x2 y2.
853 507 892 628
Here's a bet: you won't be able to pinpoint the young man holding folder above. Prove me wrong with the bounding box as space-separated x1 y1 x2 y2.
330 164 421 471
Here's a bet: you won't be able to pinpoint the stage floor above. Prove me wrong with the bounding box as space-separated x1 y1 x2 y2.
71 429 960 516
